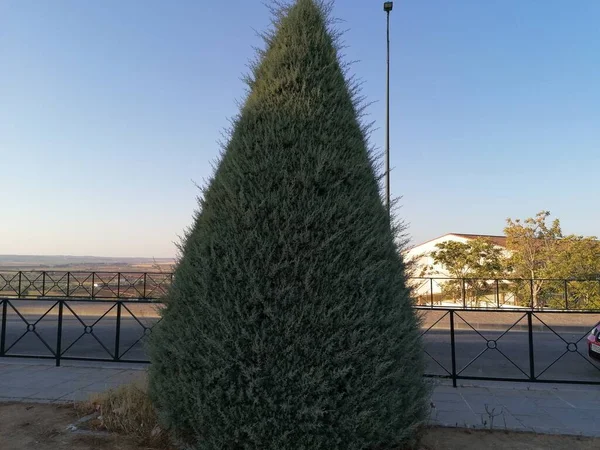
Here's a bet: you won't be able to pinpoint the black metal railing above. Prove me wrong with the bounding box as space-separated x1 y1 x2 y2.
2 272 600 311
418 306 600 386
3 295 600 386
0 298 161 365
410 277 600 311
0 271 173 300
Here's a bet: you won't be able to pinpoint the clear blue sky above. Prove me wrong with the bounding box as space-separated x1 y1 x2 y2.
1 1 599 258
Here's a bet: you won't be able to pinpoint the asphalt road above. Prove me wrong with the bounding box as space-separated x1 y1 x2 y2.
422 329 600 382
2 317 600 383
1 317 152 362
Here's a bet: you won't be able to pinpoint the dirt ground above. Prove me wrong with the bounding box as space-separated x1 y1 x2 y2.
420 427 599 450
0 402 156 450
0 402 598 450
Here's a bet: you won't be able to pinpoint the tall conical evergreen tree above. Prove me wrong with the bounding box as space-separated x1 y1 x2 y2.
149 1 429 448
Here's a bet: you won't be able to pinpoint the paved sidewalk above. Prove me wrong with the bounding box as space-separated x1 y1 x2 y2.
430 379 600 437
0 359 146 403
2 359 600 437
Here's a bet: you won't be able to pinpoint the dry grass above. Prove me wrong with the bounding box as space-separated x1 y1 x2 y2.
0 402 144 449
83 378 168 448
420 427 599 449
2 401 598 449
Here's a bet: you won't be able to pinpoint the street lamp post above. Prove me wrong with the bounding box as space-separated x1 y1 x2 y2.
384 2 393 220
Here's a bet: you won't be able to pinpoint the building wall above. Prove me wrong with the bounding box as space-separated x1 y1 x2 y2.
405 234 472 278
404 234 511 304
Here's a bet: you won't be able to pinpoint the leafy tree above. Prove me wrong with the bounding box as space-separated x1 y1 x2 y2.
504 211 563 307
429 238 505 279
545 235 600 308
505 211 600 308
428 238 506 305
148 1 428 449
547 235 600 279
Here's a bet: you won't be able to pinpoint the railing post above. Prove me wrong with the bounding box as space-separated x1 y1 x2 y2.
114 302 122 361
18 272 22 298
117 272 121 299
91 272 95 299
564 280 568 310
0 299 7 356
527 311 535 381
66 272 71 297
143 273 147 299
56 300 64 367
430 278 434 308
496 279 500 308
42 271 46 296
449 310 457 388
461 279 466 308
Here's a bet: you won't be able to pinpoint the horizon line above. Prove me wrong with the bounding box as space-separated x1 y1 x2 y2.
0 254 176 260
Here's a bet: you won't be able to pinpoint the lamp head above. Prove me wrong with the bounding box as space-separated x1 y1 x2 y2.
384 2 394 12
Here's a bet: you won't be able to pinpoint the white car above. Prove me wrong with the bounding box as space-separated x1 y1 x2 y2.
587 321 600 361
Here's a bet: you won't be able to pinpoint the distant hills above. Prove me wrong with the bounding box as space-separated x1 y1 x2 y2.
0 255 175 271
0 255 174 264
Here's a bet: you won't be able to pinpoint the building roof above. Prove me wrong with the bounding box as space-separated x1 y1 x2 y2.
408 233 507 250
451 234 507 247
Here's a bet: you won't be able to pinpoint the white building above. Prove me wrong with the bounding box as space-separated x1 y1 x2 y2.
404 233 511 307
405 233 508 277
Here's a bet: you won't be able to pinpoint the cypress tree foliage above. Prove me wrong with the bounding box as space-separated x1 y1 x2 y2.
148 1 429 448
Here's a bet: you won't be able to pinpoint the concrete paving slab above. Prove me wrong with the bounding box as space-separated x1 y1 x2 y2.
26 380 97 400
431 400 472 412
429 381 600 436
528 395 573 409
0 387 43 399
492 409 531 431
542 406 590 424
502 400 545 416
511 412 566 429
0 360 141 403
430 391 464 403
80 381 127 394
432 410 481 428
57 391 93 402
460 394 505 414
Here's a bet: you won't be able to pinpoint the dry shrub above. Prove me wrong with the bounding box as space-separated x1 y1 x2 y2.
89 378 169 448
